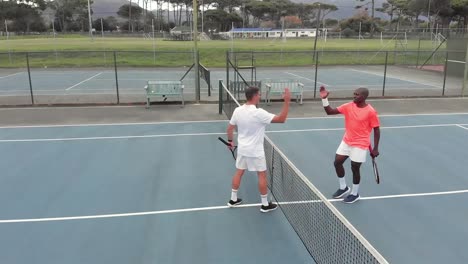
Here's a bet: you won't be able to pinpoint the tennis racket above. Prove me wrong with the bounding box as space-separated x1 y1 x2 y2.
369 146 380 184
218 137 237 160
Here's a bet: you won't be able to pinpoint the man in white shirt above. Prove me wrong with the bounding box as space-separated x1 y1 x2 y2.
226 86 291 212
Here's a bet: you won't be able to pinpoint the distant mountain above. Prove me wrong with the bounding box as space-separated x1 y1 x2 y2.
290 0 389 20
91 0 390 21
92 0 130 19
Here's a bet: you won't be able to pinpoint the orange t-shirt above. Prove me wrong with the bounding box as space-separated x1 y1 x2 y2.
337 102 380 149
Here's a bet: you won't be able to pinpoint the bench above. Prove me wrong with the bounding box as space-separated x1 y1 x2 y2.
264 79 304 105
144 80 184 108
228 80 262 101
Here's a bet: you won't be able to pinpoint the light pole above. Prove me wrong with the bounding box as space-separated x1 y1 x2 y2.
427 0 431 31
193 0 200 102
201 0 204 34
87 0 93 40
313 3 321 59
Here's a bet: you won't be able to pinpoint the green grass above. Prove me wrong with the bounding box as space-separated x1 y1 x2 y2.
0 37 445 68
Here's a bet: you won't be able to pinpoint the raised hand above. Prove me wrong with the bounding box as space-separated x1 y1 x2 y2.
319 85 329 99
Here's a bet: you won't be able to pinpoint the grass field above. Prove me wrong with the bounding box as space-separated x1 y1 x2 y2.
0 37 446 68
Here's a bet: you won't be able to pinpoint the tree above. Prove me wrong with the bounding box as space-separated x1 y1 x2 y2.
356 0 376 37
104 16 118 31
214 0 242 13
325 18 339 27
315 2 338 27
376 1 397 30
117 4 143 31
204 9 241 32
48 0 91 32
244 1 274 27
0 0 46 32
451 0 468 31
340 13 374 35
293 3 317 27
263 0 296 27
407 0 427 29
13 3 46 32
284 15 301 28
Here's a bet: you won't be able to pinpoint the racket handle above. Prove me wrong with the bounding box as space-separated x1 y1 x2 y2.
218 137 230 146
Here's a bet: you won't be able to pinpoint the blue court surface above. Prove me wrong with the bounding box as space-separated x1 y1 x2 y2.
0 66 447 97
0 113 467 263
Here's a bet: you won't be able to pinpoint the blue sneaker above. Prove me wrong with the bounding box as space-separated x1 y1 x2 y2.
343 194 360 204
332 186 350 199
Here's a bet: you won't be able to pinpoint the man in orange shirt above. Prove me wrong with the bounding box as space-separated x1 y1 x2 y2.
320 86 380 203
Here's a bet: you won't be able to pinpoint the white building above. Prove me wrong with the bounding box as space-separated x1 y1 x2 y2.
223 28 317 38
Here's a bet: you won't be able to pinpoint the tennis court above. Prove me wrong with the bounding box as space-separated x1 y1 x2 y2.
0 64 462 98
0 101 467 263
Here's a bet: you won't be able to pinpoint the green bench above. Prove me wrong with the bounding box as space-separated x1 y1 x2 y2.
144 80 184 108
264 79 304 105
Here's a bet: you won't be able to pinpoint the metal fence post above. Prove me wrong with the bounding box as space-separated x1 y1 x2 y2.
382 51 388 97
113 51 120 104
442 50 448 96
219 79 223 115
226 51 229 92
26 52 34 105
313 51 319 98
416 35 421 67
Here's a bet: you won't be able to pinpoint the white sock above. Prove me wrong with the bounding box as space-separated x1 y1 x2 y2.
231 189 238 201
351 184 359 195
261 194 269 206
339 177 347 190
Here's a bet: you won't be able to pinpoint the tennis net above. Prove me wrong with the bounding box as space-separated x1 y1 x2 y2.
199 63 211 96
219 81 388 264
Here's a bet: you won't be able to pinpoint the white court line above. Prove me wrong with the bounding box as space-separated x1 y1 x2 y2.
1 188 468 224
96 79 154 81
0 112 467 129
65 72 103 90
347 69 441 89
456 124 468 130
447 60 465 64
285 72 329 86
1 123 467 143
0 72 22 79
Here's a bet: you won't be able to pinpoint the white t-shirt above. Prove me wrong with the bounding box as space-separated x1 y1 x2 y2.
229 104 275 157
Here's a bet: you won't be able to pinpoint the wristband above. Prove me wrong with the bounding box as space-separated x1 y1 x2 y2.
321 98 329 107
228 139 233 142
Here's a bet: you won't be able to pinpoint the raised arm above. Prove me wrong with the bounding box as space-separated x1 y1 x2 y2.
320 86 341 115
271 88 291 123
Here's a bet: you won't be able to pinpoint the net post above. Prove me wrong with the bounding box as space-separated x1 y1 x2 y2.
219 79 223 115
113 51 120 104
26 52 34 105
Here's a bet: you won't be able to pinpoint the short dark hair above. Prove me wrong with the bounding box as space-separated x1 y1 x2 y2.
245 86 260 101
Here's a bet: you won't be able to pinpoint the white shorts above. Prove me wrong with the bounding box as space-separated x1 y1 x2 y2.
236 155 267 172
336 141 367 163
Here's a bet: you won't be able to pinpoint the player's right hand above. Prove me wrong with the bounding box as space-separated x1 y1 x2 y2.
319 85 329 99
283 88 291 102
